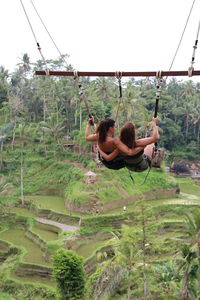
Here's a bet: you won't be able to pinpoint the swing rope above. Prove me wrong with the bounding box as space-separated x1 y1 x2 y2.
128 71 163 185
29 0 69 68
73 71 94 126
168 0 197 73
188 18 200 76
128 166 152 186
114 71 123 123
20 0 49 75
154 71 163 151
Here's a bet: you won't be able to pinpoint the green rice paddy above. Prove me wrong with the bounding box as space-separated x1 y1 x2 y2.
0 225 49 266
11 271 56 287
25 195 66 214
32 225 58 241
7 206 37 217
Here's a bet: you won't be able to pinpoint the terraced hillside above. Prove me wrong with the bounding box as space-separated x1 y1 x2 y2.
0 172 200 299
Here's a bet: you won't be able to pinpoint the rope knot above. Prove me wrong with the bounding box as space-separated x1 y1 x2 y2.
188 66 194 77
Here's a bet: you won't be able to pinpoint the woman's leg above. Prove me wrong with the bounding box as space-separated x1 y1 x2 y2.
144 144 154 159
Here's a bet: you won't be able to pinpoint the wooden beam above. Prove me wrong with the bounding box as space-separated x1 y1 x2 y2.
35 70 200 77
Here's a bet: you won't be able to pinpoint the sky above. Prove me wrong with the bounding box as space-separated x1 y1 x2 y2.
1 0 200 81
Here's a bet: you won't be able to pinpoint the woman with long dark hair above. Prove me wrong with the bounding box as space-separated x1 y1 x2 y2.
98 117 159 172
85 118 143 170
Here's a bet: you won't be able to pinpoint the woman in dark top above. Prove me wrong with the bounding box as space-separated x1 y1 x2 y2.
98 117 159 172
85 118 144 170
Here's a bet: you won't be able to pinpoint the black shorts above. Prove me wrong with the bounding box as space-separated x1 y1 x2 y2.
100 155 125 170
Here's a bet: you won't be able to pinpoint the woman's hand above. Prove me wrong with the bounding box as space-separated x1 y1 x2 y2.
85 117 97 141
152 117 159 125
88 116 94 125
98 147 119 161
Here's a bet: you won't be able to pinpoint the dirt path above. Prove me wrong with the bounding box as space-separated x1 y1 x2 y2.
36 218 79 232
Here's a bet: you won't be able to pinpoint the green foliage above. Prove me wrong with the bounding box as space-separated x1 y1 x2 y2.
65 182 89 203
0 281 56 300
52 248 85 300
97 187 122 203
85 264 105 299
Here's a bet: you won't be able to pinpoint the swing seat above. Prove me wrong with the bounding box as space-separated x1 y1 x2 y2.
151 148 165 168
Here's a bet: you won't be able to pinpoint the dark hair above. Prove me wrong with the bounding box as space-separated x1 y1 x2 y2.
120 122 136 148
96 118 115 143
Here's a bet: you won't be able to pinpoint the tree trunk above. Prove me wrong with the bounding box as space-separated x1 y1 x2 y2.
180 273 189 300
0 141 4 170
198 241 200 299
127 270 131 300
79 104 82 131
185 114 189 140
56 101 59 126
20 149 24 205
43 93 46 122
141 205 148 300
12 119 16 150
197 122 200 142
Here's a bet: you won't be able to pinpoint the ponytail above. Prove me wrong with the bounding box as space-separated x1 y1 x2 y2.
96 118 115 143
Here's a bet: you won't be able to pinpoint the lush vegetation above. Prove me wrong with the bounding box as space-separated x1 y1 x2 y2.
0 54 200 161
0 55 200 299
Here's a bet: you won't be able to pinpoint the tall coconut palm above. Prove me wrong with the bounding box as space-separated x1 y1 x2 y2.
89 225 141 300
177 244 197 300
0 66 9 108
184 209 200 295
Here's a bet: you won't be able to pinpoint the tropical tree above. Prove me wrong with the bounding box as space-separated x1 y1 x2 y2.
86 225 141 300
52 248 85 300
0 66 9 108
184 209 200 296
177 244 197 300
0 122 14 169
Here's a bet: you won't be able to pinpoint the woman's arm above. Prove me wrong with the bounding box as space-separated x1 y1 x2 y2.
136 117 159 147
98 148 120 161
114 137 145 156
85 119 98 142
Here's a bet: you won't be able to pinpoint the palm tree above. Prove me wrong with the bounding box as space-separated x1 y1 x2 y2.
17 53 31 74
190 95 200 142
0 122 14 169
38 113 65 158
0 65 9 108
184 209 200 294
89 225 140 300
177 244 197 300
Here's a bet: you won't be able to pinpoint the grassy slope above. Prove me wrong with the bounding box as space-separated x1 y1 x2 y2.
9 151 177 205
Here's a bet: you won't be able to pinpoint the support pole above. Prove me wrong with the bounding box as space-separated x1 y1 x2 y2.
35 70 200 77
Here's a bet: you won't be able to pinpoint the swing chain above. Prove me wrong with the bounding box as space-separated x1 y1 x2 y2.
153 71 163 154
155 70 163 102
73 71 94 123
74 71 84 97
115 71 123 98
114 71 123 122
188 19 200 77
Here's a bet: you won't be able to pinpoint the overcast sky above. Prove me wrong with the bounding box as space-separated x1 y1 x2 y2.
1 0 200 81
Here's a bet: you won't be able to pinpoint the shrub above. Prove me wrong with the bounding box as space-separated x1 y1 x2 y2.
52 248 85 300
